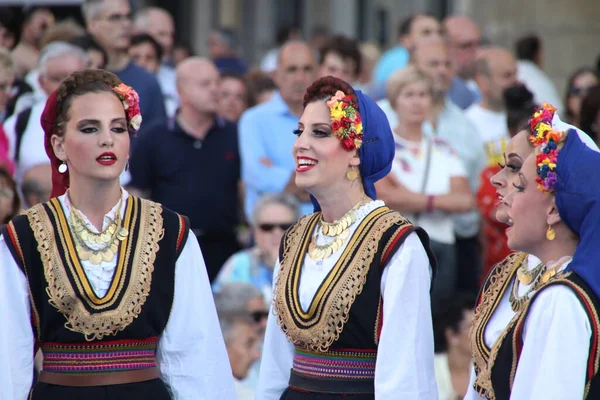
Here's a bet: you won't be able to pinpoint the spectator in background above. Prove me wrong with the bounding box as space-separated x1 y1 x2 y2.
259 25 303 74
372 13 442 92
133 7 175 66
356 42 381 95
128 58 240 282
218 72 250 123
172 40 193 65
217 314 261 400
433 293 476 400
318 34 362 86
0 8 17 49
515 34 563 112
0 167 19 224
70 34 107 69
477 84 536 282
376 65 475 314
564 67 598 127
214 282 269 336
11 7 54 78
213 193 300 304
130 33 178 117
82 0 167 133
4 42 86 183
443 16 482 109
39 18 85 49
308 25 330 54
0 48 14 176
246 69 276 106
238 40 316 221
208 27 248 75
580 85 600 145
466 47 518 168
20 163 51 208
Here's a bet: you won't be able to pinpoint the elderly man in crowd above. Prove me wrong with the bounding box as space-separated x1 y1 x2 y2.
21 163 52 208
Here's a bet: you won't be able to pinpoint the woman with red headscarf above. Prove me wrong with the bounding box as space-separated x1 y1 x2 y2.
0 69 234 399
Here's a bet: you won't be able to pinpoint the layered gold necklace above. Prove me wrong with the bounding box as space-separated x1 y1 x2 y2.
69 197 129 265
308 197 369 261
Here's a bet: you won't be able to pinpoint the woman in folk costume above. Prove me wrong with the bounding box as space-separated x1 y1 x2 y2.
256 76 438 400
0 69 235 399
465 103 600 400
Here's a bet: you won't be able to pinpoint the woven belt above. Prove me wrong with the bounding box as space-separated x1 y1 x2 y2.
39 367 159 387
289 348 376 394
40 337 158 377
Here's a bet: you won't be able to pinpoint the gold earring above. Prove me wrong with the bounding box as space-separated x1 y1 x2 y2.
546 224 556 241
346 167 359 181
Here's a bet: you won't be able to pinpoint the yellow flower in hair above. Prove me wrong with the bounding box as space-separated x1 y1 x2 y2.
330 103 345 120
355 122 363 134
354 139 362 149
537 122 552 135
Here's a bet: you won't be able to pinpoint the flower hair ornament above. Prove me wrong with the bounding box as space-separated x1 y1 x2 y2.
528 102 566 194
112 83 142 131
326 90 364 151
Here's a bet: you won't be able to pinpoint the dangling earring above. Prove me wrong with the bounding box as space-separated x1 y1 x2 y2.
346 166 359 181
58 162 68 174
546 224 556 241
125 161 129 171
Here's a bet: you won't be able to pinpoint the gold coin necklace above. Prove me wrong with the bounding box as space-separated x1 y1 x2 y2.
69 197 129 265
308 196 370 262
516 262 545 285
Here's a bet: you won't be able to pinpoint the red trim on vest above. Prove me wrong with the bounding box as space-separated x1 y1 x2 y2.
381 225 412 265
6 222 24 263
176 215 187 251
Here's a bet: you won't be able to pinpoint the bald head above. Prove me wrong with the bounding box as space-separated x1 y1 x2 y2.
443 15 481 79
134 7 174 57
475 47 518 110
176 57 220 114
275 41 316 109
412 40 453 98
22 164 52 208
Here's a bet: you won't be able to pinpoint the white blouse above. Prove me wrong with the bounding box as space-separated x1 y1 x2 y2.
256 200 438 400
464 255 591 400
0 190 236 400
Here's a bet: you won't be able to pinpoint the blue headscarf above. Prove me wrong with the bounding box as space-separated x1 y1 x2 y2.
311 90 395 212
555 130 600 299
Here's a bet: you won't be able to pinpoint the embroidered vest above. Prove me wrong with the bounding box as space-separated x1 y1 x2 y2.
2 196 189 344
273 205 434 352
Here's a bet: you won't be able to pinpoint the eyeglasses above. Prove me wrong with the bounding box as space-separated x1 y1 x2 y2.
250 310 269 323
0 187 14 198
258 223 293 232
102 13 132 23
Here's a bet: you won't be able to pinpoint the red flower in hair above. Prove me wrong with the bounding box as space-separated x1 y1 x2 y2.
331 120 342 132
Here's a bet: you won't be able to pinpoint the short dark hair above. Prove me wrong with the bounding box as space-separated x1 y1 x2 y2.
319 34 362 77
221 71 251 104
515 34 541 62
580 85 600 144
398 12 436 38
70 34 107 67
246 69 276 107
130 33 163 61
504 84 536 137
433 293 477 354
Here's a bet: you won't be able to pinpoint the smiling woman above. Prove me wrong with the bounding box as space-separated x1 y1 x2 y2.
0 69 235 399
256 76 439 400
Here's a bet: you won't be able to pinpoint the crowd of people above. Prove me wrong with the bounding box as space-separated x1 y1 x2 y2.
1 1 600 399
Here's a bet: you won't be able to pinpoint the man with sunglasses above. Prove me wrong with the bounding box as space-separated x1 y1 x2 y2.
82 0 166 136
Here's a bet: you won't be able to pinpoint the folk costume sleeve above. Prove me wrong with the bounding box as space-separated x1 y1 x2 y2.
157 233 236 400
376 232 438 400
509 285 590 400
255 260 295 400
0 235 35 400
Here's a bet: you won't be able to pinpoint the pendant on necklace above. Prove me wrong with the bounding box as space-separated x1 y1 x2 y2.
193 140 203 149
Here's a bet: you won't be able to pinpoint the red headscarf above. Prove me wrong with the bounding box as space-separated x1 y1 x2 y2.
41 90 69 199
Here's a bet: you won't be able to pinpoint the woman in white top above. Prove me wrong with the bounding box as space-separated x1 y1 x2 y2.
376 65 475 313
0 69 235 400
256 76 438 400
466 103 600 400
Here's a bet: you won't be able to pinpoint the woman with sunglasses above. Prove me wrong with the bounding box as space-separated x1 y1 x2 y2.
0 70 234 399
256 76 438 400
465 103 600 399
213 193 300 304
564 67 598 127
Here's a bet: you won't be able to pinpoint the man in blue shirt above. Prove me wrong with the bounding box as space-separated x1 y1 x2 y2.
238 41 316 220
82 0 167 135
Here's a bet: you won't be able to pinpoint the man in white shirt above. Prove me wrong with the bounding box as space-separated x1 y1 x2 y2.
466 47 518 168
515 34 564 113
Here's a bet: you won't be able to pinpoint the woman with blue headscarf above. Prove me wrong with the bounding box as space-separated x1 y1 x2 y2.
256 76 438 399
466 103 600 400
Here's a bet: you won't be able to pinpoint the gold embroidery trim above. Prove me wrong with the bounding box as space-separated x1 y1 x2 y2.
374 296 382 346
27 197 163 341
470 252 526 399
49 197 134 306
274 206 412 352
